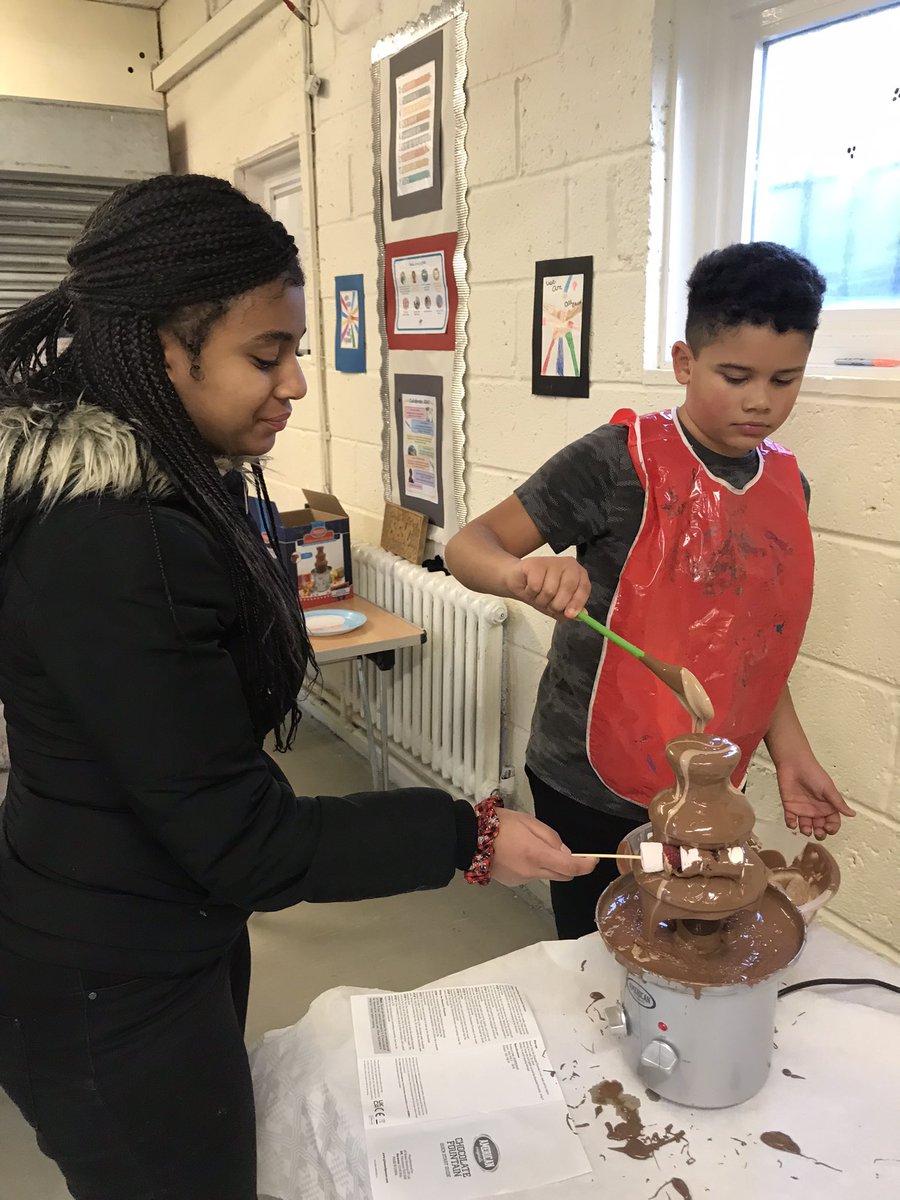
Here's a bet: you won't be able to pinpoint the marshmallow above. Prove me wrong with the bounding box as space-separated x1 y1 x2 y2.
638 842 696 872
637 842 745 873
639 841 664 873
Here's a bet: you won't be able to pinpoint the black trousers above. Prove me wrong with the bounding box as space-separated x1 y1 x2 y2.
527 766 645 940
0 929 255 1200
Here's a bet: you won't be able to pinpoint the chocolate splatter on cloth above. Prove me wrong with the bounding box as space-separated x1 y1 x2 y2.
649 1179 692 1199
585 991 606 1018
590 1080 689 1161
761 1131 802 1155
760 1132 841 1172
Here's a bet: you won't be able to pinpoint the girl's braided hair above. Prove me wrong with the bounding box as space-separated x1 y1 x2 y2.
0 173 314 749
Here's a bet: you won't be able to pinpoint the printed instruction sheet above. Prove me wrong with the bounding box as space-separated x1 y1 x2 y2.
351 983 591 1197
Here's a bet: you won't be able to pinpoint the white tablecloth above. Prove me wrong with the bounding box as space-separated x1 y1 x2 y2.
251 925 900 1200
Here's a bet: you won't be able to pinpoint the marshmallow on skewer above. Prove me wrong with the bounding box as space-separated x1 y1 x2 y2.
637 842 745 873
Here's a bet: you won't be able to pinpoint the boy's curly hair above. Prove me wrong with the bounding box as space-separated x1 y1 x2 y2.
686 241 826 352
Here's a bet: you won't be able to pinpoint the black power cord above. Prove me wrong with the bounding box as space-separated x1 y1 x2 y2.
778 976 900 999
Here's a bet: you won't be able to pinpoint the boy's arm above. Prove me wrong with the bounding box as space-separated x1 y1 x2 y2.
764 684 855 838
445 496 591 621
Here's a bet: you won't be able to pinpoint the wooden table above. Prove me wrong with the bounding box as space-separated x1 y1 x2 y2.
307 595 425 790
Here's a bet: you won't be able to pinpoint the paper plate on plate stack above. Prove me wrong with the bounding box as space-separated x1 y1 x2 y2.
306 609 367 637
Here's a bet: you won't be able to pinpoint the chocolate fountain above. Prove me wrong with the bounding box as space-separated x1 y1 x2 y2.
596 733 829 1109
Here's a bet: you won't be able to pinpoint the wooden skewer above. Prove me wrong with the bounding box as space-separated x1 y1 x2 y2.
572 853 641 860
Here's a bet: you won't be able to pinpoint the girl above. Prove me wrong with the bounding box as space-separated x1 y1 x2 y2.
0 174 591 1200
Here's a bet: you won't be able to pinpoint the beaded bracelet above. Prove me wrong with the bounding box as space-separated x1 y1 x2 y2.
464 792 504 885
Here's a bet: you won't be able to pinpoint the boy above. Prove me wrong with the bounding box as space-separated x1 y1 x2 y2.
446 242 854 939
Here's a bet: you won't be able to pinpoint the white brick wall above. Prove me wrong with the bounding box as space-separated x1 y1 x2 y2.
164 7 306 180
164 0 899 960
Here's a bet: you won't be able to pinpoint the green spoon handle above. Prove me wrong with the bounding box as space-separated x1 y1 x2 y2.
576 610 645 661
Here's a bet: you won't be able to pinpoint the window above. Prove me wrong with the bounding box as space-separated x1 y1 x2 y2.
656 0 900 369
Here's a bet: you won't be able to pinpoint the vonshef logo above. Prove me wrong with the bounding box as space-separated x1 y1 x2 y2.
472 1135 500 1172
626 979 656 1010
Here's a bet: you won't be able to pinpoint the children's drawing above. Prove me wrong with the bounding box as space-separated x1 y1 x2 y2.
340 290 360 348
540 274 584 377
334 273 366 373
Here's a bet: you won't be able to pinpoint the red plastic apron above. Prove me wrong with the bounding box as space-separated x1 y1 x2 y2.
587 409 814 807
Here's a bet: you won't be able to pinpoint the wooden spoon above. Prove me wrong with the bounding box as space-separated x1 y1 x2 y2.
575 610 714 730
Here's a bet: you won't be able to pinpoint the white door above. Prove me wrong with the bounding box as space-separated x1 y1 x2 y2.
238 142 310 355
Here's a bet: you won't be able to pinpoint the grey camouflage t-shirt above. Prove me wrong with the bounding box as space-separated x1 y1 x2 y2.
515 417 810 820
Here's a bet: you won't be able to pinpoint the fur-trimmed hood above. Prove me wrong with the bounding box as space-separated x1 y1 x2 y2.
0 402 174 509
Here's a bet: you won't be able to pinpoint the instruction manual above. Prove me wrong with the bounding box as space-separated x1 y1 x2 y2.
350 983 591 1197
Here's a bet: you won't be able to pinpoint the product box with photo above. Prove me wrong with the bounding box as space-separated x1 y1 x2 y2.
249 490 353 610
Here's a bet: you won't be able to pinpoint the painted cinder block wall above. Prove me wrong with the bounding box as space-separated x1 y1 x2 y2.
160 0 899 960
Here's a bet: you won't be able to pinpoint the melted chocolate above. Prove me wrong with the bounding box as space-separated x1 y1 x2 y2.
649 1180 693 1200
681 667 714 731
589 1080 689 1161
760 1131 841 1172
597 732 831 996
651 736 753 847
598 876 804 988
635 848 769 921
761 1131 801 1155
768 842 840 909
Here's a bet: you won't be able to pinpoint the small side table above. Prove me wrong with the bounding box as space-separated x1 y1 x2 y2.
307 595 425 790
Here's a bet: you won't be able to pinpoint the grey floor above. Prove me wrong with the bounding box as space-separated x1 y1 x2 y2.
1 719 555 1200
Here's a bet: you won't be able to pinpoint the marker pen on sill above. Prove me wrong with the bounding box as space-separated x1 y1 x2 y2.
834 357 900 367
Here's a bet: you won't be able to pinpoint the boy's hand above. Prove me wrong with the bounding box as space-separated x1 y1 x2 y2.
776 754 855 839
504 556 591 621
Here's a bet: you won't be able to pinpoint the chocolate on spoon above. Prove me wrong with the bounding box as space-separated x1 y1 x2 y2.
575 610 715 731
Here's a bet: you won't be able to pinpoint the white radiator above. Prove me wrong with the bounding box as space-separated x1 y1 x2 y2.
328 543 508 801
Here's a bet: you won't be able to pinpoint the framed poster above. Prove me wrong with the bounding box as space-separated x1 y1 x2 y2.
334 273 366 373
384 233 458 351
388 29 444 221
394 373 444 527
373 1 469 538
531 256 593 398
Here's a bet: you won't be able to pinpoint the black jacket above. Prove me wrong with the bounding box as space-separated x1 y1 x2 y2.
0 403 476 973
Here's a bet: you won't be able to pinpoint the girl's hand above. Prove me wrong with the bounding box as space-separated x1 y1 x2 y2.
490 809 597 886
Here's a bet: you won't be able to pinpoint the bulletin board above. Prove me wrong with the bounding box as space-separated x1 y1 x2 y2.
372 0 469 540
